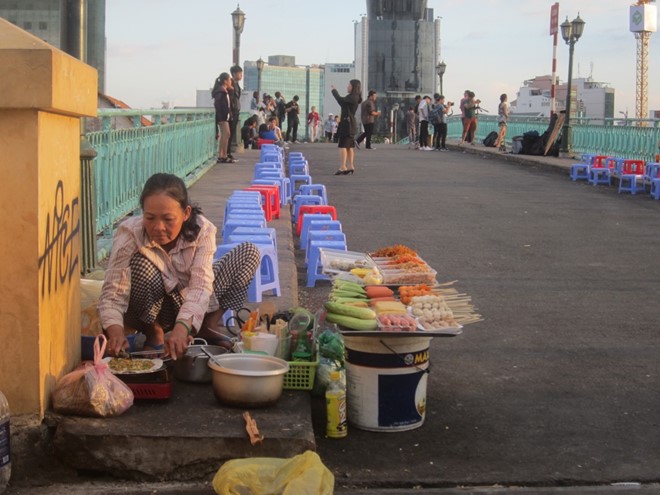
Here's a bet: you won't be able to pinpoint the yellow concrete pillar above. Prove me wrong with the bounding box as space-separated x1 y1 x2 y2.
0 19 97 416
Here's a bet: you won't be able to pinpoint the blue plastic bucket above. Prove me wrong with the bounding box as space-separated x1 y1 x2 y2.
344 336 431 432
81 334 137 361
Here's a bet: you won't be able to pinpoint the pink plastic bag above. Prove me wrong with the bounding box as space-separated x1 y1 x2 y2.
52 335 134 417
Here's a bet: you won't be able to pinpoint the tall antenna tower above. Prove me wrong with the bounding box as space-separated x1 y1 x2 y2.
630 1 657 121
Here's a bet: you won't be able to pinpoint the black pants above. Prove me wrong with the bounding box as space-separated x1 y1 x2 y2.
356 123 374 148
228 118 239 155
419 121 429 148
433 123 447 149
286 119 299 142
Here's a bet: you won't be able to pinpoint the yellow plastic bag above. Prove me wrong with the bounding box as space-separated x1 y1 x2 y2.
212 451 334 495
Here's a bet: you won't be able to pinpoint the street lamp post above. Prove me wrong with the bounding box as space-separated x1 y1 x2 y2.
436 61 447 95
559 14 585 156
256 57 265 96
231 5 246 67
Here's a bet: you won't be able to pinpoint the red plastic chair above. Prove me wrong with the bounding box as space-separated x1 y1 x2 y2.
296 205 337 236
244 185 280 221
257 138 275 150
618 160 646 195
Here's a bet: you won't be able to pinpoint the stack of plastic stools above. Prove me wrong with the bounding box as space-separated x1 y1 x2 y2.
223 202 263 224
299 184 328 205
232 226 277 246
227 234 277 253
289 152 305 161
244 185 280 221
303 219 342 251
569 154 594 181
292 194 324 225
289 162 309 176
641 162 660 190
299 214 334 247
252 178 291 206
261 153 282 165
254 163 283 177
228 191 262 206
215 242 280 303
618 159 646 195
296 205 337 236
307 238 347 287
290 174 313 196
222 217 267 239
305 231 346 266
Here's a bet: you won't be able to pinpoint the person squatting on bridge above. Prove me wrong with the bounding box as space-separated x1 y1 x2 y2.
99 173 260 359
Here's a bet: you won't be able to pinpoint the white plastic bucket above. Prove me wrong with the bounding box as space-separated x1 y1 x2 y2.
344 336 431 432
243 332 278 356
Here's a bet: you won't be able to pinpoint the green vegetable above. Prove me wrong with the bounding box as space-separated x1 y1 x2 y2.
326 312 378 331
333 279 366 294
330 289 367 299
325 301 376 320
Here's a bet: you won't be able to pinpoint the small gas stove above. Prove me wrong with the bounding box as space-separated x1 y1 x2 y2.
116 364 174 400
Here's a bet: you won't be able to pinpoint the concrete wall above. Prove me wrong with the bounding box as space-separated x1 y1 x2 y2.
0 17 96 416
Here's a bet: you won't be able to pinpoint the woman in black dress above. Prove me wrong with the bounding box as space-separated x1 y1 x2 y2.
331 79 362 175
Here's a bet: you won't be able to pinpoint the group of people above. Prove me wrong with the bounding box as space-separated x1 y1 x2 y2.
212 65 243 163
405 89 509 152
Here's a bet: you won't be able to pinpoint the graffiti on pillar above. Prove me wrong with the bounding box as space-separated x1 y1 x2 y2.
38 180 80 297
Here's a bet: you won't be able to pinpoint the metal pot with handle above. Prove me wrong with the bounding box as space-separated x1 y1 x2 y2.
173 338 228 383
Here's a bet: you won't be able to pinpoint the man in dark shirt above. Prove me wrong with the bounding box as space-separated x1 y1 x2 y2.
355 90 381 150
228 65 243 160
284 95 300 143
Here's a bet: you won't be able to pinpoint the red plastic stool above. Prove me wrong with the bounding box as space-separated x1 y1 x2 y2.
257 138 275 149
244 185 280 220
296 205 337 236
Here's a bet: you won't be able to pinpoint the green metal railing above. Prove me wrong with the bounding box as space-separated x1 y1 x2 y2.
445 115 660 161
87 109 216 236
83 109 216 268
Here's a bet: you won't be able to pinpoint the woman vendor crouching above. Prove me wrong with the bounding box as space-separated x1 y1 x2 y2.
99 173 260 359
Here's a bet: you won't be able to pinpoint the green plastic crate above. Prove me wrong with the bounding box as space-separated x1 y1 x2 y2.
283 351 319 390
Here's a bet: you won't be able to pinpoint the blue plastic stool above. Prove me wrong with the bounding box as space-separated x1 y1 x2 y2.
299 184 328 205
301 219 342 250
292 194 324 225
650 178 660 200
290 174 313 196
618 174 643 194
223 205 264 225
289 162 309 176
229 191 262 205
298 214 333 247
228 234 276 251
569 162 590 181
222 218 267 239
588 167 611 186
262 153 282 164
214 242 281 303
642 162 660 190
307 241 347 287
305 231 346 265
232 226 277 247
289 152 304 161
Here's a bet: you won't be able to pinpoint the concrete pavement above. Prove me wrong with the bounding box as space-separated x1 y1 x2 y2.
8 142 660 494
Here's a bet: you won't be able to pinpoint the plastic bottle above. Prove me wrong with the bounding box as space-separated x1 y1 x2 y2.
0 390 10 493
325 371 347 438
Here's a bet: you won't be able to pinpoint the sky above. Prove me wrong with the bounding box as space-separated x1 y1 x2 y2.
105 0 660 117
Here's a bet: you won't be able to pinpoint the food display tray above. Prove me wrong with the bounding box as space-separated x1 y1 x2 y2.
338 326 462 338
320 248 375 274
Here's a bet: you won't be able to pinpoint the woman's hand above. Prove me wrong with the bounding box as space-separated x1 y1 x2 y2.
105 325 128 356
165 323 193 360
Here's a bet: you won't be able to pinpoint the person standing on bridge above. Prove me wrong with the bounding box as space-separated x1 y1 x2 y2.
212 72 234 163
99 173 260 359
355 90 381 150
227 65 243 162
331 79 362 175
495 93 510 152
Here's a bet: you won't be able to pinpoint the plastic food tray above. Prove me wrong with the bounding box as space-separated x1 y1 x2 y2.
320 248 375 274
283 352 319 390
377 268 437 285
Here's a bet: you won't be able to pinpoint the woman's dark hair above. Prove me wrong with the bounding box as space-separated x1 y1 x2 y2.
218 72 230 85
140 173 202 242
258 123 269 133
253 90 259 98
500 93 508 102
349 79 362 102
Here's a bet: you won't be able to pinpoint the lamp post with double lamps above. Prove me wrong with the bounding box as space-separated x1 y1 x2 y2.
559 13 585 156
436 61 447 95
231 5 246 66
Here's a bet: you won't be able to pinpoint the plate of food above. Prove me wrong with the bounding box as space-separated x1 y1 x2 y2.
102 357 164 374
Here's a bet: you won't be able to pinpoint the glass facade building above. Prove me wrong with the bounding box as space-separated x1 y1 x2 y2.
244 59 324 141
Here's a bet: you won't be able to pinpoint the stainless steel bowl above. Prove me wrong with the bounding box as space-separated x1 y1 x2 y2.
173 342 228 383
207 354 289 407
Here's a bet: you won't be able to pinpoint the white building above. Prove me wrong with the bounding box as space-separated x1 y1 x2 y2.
322 63 356 120
512 75 615 121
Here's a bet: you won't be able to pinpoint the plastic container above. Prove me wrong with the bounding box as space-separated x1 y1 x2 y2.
376 313 418 332
0 390 10 493
320 248 374 274
344 336 431 432
377 268 437 285
325 371 347 438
